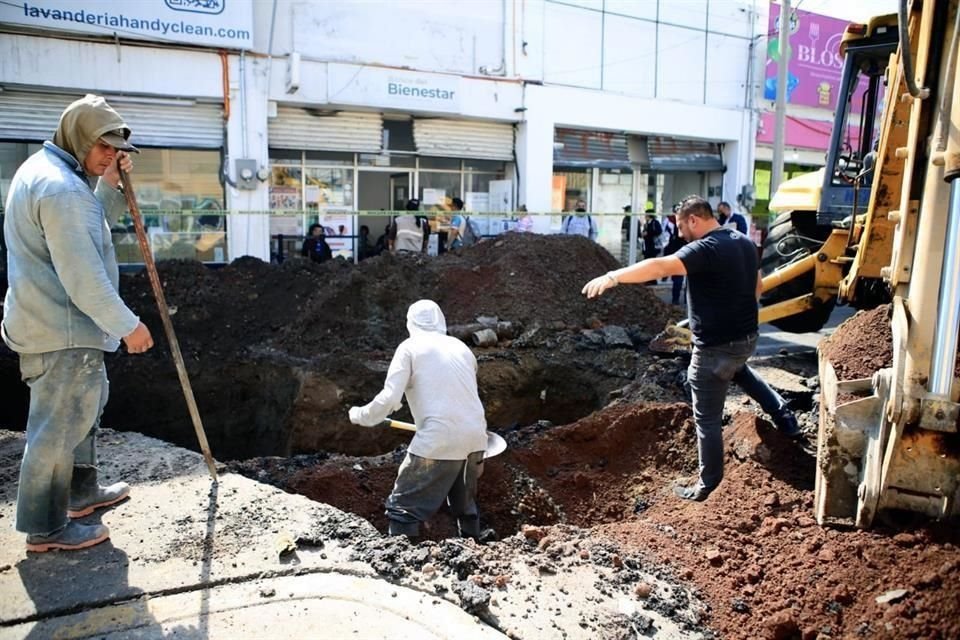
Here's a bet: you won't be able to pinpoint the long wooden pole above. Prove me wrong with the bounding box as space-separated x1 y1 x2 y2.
118 165 218 481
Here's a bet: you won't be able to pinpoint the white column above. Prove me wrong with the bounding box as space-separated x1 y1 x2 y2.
515 116 554 213
226 53 271 262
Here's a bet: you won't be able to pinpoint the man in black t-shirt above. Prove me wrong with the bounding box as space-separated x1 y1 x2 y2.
582 195 801 502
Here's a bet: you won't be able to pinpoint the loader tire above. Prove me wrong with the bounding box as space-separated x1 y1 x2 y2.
760 211 836 333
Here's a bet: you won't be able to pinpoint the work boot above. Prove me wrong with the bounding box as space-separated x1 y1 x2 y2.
477 528 498 544
26 521 110 553
68 467 130 518
772 410 803 439
673 483 714 502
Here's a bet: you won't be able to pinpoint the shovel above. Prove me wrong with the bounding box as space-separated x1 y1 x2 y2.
382 419 508 459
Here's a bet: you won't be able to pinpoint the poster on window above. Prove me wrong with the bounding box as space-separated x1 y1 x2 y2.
488 180 513 213
270 186 301 210
318 213 355 259
422 188 446 206
464 192 489 212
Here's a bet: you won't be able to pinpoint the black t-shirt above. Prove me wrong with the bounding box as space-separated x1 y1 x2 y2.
675 228 759 346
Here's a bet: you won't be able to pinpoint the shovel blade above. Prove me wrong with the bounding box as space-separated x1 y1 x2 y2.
385 418 507 458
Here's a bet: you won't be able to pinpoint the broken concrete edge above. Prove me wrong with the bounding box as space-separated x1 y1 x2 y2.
9 571 511 640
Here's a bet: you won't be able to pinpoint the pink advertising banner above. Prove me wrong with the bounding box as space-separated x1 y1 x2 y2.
756 113 863 152
765 4 856 110
756 113 829 150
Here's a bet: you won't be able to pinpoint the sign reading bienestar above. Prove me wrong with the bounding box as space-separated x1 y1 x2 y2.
329 64 462 114
0 0 253 49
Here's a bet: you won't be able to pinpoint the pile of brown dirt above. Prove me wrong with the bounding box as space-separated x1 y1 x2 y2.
608 410 960 640
238 402 697 540
819 305 893 380
821 303 960 385
236 401 960 639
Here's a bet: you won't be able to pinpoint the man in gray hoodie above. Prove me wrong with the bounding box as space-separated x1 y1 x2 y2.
3 94 154 552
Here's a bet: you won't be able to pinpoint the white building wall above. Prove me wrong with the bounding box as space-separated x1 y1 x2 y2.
226 54 271 262
517 83 753 212
253 0 509 78
0 34 223 99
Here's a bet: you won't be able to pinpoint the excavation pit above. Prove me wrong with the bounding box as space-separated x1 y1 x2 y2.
230 402 700 539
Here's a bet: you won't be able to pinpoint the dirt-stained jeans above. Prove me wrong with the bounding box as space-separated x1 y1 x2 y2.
385 451 485 539
687 333 789 491
16 348 108 535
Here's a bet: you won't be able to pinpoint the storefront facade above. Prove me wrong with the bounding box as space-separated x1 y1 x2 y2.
1 0 760 266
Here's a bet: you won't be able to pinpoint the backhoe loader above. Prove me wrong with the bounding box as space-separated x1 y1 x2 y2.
658 2 960 527
810 0 960 527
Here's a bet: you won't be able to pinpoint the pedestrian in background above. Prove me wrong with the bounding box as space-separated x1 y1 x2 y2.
642 211 662 261
389 198 429 254
717 200 748 235
301 223 332 263
662 210 686 305
515 204 534 233
562 200 597 241
3 94 154 552
581 195 801 503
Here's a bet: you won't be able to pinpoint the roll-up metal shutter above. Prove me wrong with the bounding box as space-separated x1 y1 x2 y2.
0 90 223 148
269 107 383 152
554 128 630 169
647 137 724 172
413 118 514 161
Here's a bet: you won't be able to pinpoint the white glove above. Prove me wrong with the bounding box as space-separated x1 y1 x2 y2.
581 272 619 299
348 406 363 425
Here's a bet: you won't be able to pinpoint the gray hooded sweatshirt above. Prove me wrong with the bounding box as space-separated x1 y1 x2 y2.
2 94 140 354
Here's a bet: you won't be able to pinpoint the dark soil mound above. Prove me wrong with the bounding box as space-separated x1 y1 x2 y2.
0 233 683 459
119 232 676 359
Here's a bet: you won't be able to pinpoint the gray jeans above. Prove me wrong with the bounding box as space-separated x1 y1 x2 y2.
687 334 789 491
385 451 484 539
16 348 108 535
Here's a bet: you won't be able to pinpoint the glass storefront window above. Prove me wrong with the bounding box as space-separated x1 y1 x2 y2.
304 150 353 165
118 148 225 263
270 165 304 210
553 170 590 212
269 148 301 162
1 142 42 215
2 143 225 263
419 172 461 211
464 159 504 172
304 167 353 210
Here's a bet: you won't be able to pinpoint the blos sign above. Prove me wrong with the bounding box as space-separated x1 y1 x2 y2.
764 4 852 110
0 0 253 49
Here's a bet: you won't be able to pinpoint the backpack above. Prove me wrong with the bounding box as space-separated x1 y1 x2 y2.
649 219 664 250
460 216 481 247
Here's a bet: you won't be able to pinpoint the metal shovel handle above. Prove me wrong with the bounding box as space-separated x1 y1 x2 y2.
382 418 507 459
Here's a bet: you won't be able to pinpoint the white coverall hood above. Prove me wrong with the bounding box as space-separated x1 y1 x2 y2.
406 299 447 337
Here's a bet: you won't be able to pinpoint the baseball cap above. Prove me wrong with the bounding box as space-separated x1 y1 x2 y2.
100 128 139 153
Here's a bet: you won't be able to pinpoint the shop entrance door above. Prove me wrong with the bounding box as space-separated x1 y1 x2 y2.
358 169 413 255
